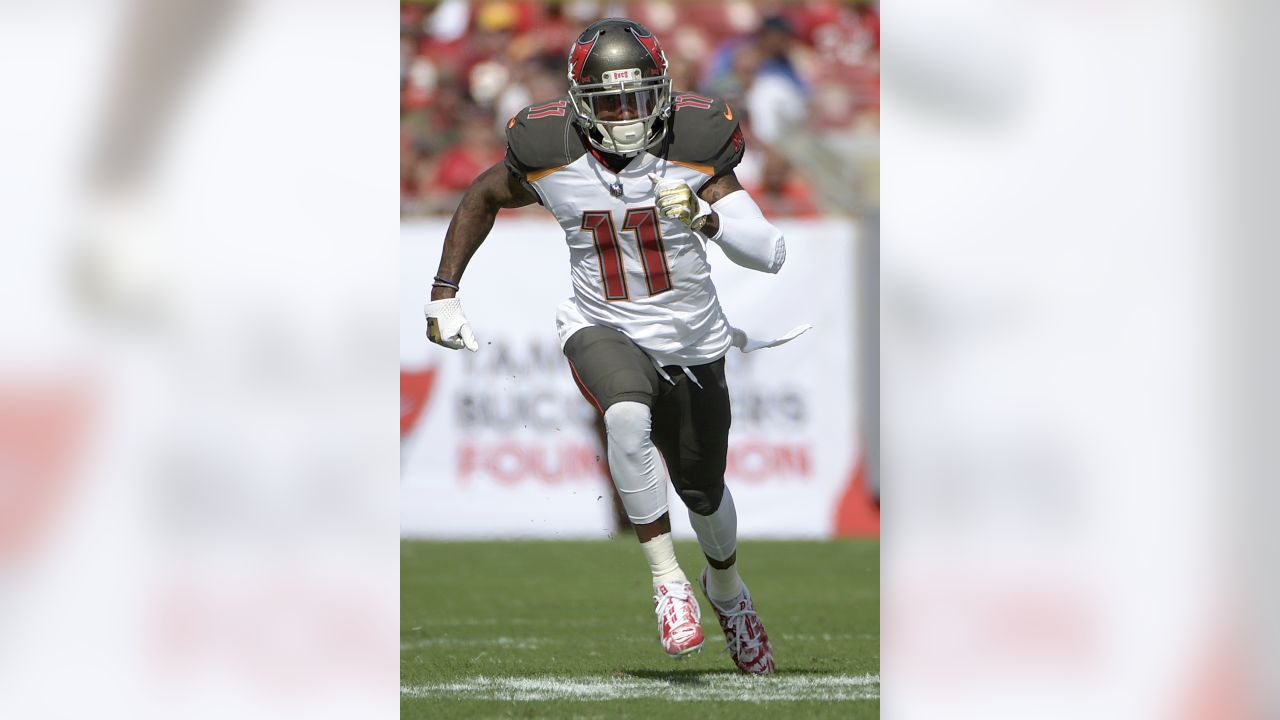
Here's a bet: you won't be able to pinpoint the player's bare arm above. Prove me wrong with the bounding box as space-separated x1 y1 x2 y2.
698 170 744 204
431 161 537 302
424 162 535 352
694 170 745 239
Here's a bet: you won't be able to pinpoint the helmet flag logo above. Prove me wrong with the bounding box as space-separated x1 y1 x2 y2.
631 27 668 75
568 36 599 83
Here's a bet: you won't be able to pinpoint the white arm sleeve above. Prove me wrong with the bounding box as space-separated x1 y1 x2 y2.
707 190 786 274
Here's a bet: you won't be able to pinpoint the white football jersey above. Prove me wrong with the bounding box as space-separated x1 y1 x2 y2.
505 93 747 367
535 153 730 367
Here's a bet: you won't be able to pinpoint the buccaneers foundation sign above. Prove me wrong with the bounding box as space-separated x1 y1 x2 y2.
401 218 871 539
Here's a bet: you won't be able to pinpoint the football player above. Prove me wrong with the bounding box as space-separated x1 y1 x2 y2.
426 18 806 674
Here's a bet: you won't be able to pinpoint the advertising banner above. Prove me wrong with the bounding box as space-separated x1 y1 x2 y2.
402 217 868 538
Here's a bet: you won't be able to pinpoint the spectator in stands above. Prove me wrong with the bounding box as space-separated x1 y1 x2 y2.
493 58 567 137
744 16 809 146
400 1 877 217
430 108 504 194
698 14 809 145
401 132 422 198
751 148 821 219
701 41 759 112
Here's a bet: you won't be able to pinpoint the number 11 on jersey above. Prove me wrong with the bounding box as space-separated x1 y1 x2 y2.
581 207 672 301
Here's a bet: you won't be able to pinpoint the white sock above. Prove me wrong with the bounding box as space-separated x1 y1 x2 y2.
640 532 686 587
706 564 744 605
688 486 738 564
604 402 668 524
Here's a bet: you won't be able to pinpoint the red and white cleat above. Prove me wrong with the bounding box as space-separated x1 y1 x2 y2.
699 569 775 674
654 581 705 657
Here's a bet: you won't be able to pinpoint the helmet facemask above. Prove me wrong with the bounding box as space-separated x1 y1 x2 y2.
570 70 671 156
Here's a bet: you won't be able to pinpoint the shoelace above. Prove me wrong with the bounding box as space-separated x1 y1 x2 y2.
719 604 767 662
657 585 697 630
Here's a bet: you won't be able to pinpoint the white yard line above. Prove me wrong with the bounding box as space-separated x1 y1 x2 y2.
401 674 880 702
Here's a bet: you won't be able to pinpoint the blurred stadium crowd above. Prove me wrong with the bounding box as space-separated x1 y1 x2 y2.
401 0 879 216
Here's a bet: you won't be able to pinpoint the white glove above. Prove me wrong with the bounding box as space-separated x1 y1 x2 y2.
648 173 713 230
425 297 479 352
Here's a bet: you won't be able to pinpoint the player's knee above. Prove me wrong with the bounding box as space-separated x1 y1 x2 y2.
603 401 652 458
679 482 725 517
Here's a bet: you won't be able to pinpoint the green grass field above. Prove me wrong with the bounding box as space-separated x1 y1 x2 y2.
401 539 879 718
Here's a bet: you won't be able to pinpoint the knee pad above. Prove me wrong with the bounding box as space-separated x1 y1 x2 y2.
604 401 652 459
677 481 725 517
602 401 666 524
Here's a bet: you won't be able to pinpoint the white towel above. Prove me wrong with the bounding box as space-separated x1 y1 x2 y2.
729 324 813 353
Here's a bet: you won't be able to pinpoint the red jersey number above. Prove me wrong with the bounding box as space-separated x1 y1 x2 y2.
581 208 672 301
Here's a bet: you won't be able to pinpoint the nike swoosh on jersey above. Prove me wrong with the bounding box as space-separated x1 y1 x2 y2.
723 104 733 121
